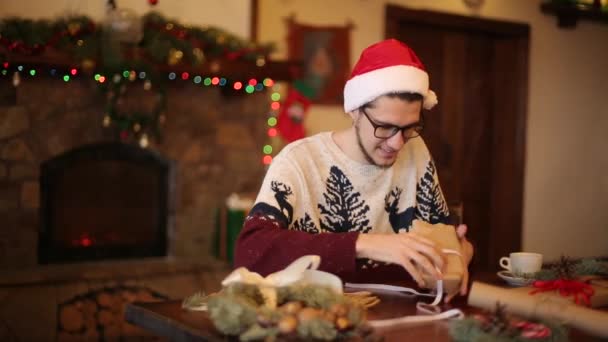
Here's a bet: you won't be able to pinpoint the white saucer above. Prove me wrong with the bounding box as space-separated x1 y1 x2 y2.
497 271 535 287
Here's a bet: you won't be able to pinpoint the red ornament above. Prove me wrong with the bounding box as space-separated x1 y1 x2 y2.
148 0 158 5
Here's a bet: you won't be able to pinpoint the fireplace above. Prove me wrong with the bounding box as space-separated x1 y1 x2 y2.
38 142 173 264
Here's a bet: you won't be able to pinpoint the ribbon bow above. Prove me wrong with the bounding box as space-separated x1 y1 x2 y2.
221 255 342 308
531 279 595 306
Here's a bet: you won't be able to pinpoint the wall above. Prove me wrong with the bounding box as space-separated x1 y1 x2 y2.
0 0 251 39
258 0 608 262
0 77 270 268
2 0 606 262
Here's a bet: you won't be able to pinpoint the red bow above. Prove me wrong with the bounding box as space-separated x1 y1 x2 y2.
531 279 595 306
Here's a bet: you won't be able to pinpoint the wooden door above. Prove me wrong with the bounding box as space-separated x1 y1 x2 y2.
386 6 530 271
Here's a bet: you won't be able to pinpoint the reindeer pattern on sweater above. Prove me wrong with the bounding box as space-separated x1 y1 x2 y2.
249 132 450 237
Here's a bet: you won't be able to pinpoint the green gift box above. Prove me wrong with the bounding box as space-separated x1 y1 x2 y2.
212 206 247 265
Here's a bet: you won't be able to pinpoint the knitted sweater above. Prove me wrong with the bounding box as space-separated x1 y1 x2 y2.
234 131 451 283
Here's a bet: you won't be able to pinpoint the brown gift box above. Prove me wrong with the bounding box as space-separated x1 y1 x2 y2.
409 219 463 295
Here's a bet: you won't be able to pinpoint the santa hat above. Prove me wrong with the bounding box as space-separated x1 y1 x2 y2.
343 39 438 113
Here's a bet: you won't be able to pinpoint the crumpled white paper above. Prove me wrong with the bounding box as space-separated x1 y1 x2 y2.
221 255 342 308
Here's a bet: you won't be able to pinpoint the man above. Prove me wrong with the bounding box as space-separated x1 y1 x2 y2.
234 39 473 301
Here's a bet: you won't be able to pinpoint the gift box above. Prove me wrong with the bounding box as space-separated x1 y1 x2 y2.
409 220 463 295
212 193 254 264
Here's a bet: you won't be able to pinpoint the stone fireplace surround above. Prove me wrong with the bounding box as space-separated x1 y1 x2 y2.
0 77 271 340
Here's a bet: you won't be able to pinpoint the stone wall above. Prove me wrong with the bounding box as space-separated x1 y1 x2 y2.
0 77 270 269
0 76 270 340
0 259 230 341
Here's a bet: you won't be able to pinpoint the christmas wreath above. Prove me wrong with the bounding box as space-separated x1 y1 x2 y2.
184 282 375 341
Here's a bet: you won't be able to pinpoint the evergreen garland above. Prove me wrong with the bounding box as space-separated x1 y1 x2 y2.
203 283 374 341
533 257 607 280
0 12 274 64
449 302 568 342
1 11 275 143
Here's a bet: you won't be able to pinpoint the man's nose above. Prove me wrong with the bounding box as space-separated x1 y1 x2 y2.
386 131 406 150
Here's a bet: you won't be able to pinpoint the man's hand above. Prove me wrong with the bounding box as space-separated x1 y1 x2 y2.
355 233 445 287
444 224 474 303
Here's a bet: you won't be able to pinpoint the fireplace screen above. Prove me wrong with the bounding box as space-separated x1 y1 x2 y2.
39 142 171 264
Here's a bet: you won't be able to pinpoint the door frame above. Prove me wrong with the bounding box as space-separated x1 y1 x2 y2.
386 5 530 270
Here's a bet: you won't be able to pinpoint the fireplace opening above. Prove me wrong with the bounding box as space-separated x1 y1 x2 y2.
38 142 172 264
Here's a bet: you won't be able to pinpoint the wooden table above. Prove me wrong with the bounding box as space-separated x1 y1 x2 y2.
124 283 603 341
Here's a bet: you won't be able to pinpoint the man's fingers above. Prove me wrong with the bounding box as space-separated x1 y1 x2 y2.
399 257 424 287
414 245 444 270
460 249 470 295
456 224 467 239
444 291 457 303
407 233 436 247
460 270 469 295
409 251 442 280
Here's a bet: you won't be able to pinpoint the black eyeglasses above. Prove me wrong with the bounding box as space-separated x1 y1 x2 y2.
361 108 424 140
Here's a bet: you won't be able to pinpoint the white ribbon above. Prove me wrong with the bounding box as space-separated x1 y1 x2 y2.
345 248 464 327
197 252 465 328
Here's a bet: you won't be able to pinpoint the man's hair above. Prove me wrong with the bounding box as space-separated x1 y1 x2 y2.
359 92 424 111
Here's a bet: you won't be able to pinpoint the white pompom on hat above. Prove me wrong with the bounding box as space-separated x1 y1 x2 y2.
343 39 438 113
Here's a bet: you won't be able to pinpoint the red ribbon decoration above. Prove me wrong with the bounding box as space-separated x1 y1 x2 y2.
513 321 552 339
531 279 595 306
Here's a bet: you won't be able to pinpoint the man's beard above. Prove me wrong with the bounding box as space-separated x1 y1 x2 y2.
355 123 393 169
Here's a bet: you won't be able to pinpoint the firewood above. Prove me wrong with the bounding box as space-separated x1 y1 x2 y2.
59 305 84 332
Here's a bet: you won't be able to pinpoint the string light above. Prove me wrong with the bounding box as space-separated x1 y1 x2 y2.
263 78 274 87
1 63 280 163
139 133 149 148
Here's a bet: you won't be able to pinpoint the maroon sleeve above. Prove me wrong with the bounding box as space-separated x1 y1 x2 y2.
234 214 359 280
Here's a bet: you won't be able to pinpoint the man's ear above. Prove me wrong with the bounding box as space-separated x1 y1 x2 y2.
347 109 359 123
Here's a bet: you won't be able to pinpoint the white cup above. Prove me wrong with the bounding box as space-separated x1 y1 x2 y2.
499 252 543 275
